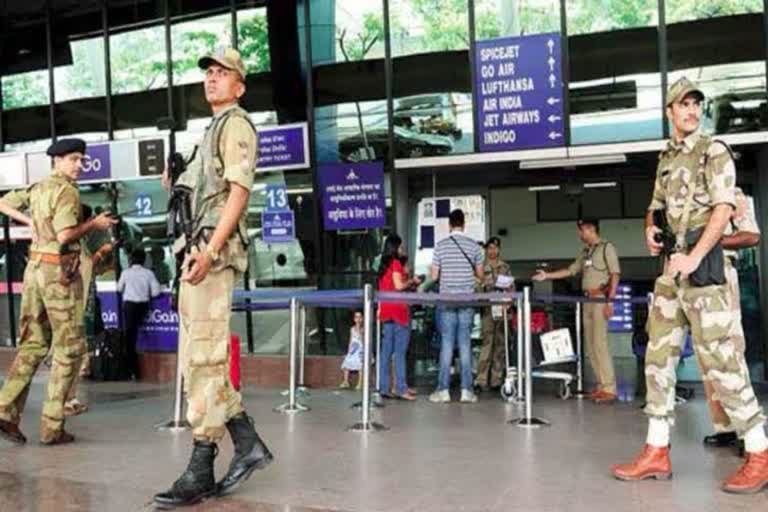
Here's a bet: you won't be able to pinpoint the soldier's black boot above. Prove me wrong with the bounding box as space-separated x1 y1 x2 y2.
154 440 218 507
217 412 273 496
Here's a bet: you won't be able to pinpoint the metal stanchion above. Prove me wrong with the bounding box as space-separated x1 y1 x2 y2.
573 301 588 399
275 298 309 414
510 287 549 428
514 296 525 404
297 304 310 396
155 345 191 432
348 284 387 432
355 317 384 409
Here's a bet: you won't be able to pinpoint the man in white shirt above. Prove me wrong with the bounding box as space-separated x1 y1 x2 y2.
117 247 161 379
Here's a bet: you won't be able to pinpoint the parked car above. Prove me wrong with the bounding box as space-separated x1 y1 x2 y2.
339 126 454 161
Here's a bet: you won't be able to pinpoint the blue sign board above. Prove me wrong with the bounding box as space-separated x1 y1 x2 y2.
265 184 289 212
475 33 565 152
608 283 634 333
79 143 112 182
257 123 309 172
262 211 296 243
134 193 153 216
319 162 386 231
100 291 179 352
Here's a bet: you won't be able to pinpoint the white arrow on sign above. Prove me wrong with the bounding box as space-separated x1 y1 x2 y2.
548 56 556 72
547 39 555 55
547 97 561 106
549 132 563 140
549 74 557 88
548 114 562 123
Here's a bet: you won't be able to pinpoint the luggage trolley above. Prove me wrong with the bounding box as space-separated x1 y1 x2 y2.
500 304 578 402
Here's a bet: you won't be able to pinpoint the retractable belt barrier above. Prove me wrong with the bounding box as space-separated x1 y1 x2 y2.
223 287 651 432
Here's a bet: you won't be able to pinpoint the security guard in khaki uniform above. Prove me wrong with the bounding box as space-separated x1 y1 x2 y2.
0 139 116 446
533 218 620 403
476 237 513 391
701 188 760 450
612 78 768 493
154 48 273 508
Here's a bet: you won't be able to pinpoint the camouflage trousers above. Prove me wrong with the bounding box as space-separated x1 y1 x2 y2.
179 267 243 442
703 262 751 433
645 273 765 433
0 260 85 440
476 310 507 388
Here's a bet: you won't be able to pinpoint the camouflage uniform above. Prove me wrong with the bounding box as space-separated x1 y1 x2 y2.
702 188 758 433
568 238 620 394
645 133 765 433
174 104 257 442
0 172 85 441
476 258 512 388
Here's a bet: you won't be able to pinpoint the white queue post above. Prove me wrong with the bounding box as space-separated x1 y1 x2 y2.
275 297 310 414
514 295 525 404
348 284 387 432
297 304 310 396
574 300 587 399
155 339 191 432
510 287 550 429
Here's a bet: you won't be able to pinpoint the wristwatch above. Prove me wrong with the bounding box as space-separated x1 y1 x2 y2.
205 245 220 262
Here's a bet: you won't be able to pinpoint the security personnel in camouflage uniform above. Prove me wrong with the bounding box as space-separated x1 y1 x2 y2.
0 139 117 446
612 78 768 494
701 188 760 450
533 218 620 403
476 237 513 391
154 48 273 508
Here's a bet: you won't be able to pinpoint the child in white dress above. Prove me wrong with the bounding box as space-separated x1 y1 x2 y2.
340 311 364 389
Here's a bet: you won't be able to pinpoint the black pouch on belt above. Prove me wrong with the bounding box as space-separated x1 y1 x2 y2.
685 227 726 287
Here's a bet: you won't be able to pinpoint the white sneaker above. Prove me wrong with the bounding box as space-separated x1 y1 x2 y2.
429 390 451 403
460 390 478 403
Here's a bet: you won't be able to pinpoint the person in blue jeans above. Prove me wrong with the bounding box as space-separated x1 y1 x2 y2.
429 209 484 404
377 234 421 400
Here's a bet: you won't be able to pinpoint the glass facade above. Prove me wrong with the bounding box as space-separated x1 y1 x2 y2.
2 0 768 355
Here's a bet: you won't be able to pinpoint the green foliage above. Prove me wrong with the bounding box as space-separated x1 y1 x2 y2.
239 13 271 73
410 0 470 51
337 13 384 61
2 11 271 110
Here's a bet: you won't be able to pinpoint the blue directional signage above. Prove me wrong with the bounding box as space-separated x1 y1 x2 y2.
475 33 565 152
262 211 295 243
265 184 289 212
608 283 634 333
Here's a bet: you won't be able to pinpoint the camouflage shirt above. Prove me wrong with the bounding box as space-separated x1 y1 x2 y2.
724 188 760 259
1 171 80 254
648 132 737 237
175 104 258 273
481 258 512 292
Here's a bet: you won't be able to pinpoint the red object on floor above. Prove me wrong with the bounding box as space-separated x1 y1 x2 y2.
230 335 242 391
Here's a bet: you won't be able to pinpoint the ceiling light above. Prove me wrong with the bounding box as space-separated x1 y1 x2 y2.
519 154 627 170
583 181 617 189
527 185 561 192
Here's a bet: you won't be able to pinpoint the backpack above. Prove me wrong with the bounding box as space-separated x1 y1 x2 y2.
90 329 132 381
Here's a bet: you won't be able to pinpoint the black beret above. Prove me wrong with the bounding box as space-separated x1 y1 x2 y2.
46 138 86 157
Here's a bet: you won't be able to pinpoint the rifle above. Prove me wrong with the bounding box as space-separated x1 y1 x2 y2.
160 117 194 309
652 210 677 258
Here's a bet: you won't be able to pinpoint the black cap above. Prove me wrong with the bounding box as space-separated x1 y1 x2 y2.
485 236 501 248
577 217 600 231
46 138 86 157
